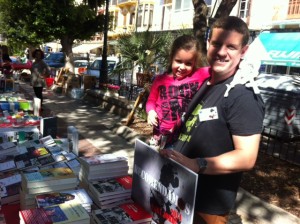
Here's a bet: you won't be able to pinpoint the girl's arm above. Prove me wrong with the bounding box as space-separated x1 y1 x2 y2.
146 77 160 126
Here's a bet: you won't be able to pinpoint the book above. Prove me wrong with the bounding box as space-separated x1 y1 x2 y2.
20 204 90 224
26 146 50 158
40 117 57 139
36 188 92 212
132 139 198 224
14 153 39 170
21 167 78 189
79 154 128 170
89 188 133 209
0 172 21 205
88 175 132 199
0 155 16 172
91 202 152 224
67 126 79 155
79 167 129 181
44 203 90 224
19 207 52 224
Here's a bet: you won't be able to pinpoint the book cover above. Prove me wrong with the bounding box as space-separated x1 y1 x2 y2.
36 188 92 208
132 139 198 224
27 146 50 158
19 207 52 224
92 202 152 224
14 153 39 170
89 175 132 198
44 203 90 223
22 167 78 188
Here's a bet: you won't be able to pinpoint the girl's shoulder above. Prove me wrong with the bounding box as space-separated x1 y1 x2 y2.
153 72 172 81
193 66 211 78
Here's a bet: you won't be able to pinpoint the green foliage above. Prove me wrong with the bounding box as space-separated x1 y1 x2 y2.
0 0 105 53
116 29 193 75
116 30 173 74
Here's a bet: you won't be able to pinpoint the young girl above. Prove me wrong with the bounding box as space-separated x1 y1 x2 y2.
146 34 210 150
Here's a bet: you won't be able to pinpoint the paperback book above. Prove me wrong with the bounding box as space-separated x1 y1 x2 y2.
79 153 128 171
0 172 21 205
91 202 152 224
19 203 90 224
36 188 93 212
88 175 132 199
0 155 16 172
21 167 78 189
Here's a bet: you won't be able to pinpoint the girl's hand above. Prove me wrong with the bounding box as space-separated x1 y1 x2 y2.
147 110 158 126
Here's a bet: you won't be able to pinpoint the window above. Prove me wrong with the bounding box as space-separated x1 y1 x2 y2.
272 65 287 74
290 66 300 75
136 4 154 28
239 0 250 19
288 0 300 16
175 0 192 12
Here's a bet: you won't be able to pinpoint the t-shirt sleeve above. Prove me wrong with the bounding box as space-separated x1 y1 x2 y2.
225 87 265 135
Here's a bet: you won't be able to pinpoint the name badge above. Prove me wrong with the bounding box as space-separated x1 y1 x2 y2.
199 107 218 122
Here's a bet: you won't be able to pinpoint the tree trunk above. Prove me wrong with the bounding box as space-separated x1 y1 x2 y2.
60 36 75 73
192 0 209 66
214 0 238 19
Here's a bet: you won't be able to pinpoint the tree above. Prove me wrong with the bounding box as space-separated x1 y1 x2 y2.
192 0 238 65
0 0 105 65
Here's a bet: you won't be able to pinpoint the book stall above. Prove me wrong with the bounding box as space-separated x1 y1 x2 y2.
0 134 198 224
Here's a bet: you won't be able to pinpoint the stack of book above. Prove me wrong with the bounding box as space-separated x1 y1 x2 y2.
90 202 152 224
0 171 21 205
88 175 133 209
19 203 90 224
0 142 18 156
35 188 93 213
20 167 79 209
0 155 17 173
78 153 129 185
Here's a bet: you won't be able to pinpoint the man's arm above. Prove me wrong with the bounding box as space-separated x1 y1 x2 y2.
160 134 261 174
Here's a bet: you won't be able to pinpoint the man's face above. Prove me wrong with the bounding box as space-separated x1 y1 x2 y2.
207 28 248 81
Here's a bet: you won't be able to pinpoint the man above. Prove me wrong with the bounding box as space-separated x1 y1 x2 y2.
160 16 265 224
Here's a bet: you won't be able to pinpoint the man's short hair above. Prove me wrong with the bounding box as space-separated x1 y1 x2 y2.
209 16 250 47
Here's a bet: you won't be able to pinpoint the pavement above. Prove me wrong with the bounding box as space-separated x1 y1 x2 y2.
18 81 300 224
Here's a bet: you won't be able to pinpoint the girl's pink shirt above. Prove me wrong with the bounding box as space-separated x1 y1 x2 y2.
146 67 210 131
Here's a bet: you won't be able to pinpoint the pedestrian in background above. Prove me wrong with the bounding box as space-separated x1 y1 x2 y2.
160 16 265 224
30 48 50 110
146 34 210 150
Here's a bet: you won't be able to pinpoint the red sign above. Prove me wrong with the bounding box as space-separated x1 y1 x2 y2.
285 106 296 125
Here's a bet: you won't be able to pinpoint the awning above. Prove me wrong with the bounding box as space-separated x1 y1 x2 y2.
251 32 300 67
72 43 102 54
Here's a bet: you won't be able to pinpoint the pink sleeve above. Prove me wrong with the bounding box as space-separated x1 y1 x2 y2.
146 77 160 113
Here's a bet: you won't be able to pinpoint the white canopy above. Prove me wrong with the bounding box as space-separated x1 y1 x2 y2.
72 43 102 54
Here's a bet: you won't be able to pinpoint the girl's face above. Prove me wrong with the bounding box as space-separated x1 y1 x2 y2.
172 48 196 80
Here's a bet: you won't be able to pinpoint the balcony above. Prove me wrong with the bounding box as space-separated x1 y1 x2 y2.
117 0 137 7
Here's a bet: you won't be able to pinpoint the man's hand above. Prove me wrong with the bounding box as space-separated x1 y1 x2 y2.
160 149 200 173
147 110 158 126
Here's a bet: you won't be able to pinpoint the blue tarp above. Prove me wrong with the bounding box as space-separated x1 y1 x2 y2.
257 32 300 67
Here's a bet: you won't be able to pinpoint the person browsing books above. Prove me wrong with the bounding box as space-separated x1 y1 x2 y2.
30 48 51 110
160 16 265 224
146 34 210 150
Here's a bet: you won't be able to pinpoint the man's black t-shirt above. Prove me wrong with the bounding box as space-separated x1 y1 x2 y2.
174 76 265 214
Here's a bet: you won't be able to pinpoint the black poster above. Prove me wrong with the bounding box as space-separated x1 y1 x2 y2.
132 139 198 224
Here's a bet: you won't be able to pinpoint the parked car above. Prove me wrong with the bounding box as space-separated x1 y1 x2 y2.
84 56 119 79
43 52 65 68
74 60 89 75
